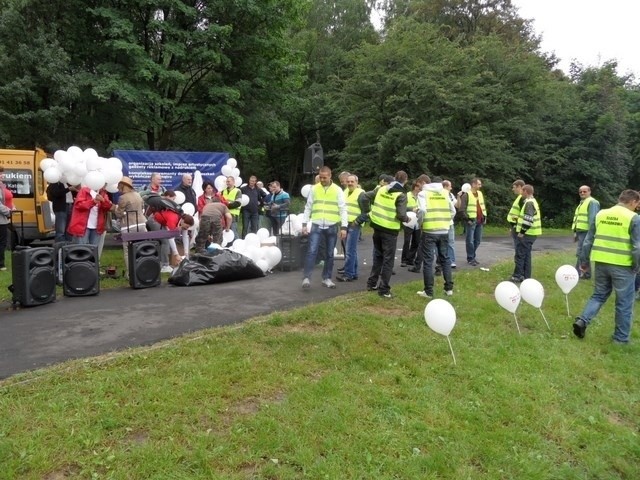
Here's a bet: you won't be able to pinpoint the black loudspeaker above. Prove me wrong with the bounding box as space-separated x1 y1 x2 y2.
303 143 324 174
62 244 100 297
11 247 56 307
128 240 161 289
53 241 70 285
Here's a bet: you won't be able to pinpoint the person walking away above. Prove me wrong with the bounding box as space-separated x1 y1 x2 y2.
459 178 486 266
507 180 525 249
301 166 348 289
364 170 409 298
337 174 367 282
510 184 542 282
573 189 640 344
572 185 600 279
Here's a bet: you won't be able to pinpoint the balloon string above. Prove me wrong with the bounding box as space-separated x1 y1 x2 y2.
539 308 550 330
565 294 571 317
513 313 521 335
446 336 457 365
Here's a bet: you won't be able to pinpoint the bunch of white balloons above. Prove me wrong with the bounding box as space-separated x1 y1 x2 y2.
41 146 123 192
211 157 249 206
227 228 282 273
280 213 306 236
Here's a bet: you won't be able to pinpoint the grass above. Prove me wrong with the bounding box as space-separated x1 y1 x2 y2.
0 249 638 479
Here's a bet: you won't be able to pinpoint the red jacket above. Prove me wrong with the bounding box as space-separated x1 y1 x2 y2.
67 187 113 237
197 192 228 214
153 209 181 230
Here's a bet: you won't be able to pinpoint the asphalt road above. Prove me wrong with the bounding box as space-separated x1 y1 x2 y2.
0 234 574 379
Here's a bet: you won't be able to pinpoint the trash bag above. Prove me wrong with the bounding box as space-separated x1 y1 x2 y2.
168 250 265 286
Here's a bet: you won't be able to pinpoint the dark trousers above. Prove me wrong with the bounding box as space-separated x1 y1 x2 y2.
401 226 421 265
0 223 7 268
242 210 260 238
513 235 536 279
367 229 398 295
421 232 453 295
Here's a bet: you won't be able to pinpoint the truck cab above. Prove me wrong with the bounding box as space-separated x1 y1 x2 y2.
0 148 55 248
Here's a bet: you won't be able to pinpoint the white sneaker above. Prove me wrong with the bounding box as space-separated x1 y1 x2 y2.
302 278 311 289
160 265 173 274
445 290 453 296
322 278 336 289
416 291 431 298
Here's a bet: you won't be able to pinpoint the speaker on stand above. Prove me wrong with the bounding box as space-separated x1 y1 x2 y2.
10 246 56 308
303 143 324 174
62 244 100 297
128 240 161 289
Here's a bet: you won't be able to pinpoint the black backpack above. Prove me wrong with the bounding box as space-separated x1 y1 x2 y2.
146 194 183 215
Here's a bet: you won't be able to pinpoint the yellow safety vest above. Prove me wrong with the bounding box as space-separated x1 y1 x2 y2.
344 187 364 222
572 197 595 232
422 190 451 232
465 190 487 219
310 183 341 224
516 197 542 236
370 187 402 231
591 205 635 266
407 192 418 210
507 194 522 225
222 187 241 216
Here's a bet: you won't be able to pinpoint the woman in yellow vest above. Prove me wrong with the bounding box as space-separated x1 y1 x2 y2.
573 189 640 343
510 184 542 283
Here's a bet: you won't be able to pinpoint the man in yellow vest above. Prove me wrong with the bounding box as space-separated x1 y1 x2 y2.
364 170 410 299
573 190 640 343
222 176 242 241
510 184 542 282
416 177 456 298
337 174 367 282
301 166 348 289
507 179 525 248
572 185 600 279
459 177 486 266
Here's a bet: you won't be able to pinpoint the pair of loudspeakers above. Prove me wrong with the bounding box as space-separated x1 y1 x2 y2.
128 240 161 289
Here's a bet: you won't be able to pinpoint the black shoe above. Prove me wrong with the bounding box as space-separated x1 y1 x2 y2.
392 270 396 275
400 262 407 267
572 318 587 339
468 259 479 266
435 268 442 276
337 268 345 274
510 276 524 283
407 267 421 273
367 285 378 291
336 275 357 282
379 292 392 299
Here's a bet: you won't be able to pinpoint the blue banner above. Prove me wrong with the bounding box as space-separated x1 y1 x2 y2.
113 150 228 190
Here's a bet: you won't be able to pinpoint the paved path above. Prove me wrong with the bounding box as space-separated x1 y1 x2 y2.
0 235 574 379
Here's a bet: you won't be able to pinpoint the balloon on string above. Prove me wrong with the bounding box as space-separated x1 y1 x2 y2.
235 176 242 188
257 228 270 242
83 148 99 161
301 184 312 198
265 246 282 269
86 155 101 172
65 172 81 186
43 167 62 183
256 258 269 273
245 233 260 249
232 167 240 178
67 146 83 159
461 183 471 193
520 278 544 308
555 265 579 294
221 229 235 247
403 211 418 228
40 158 57 172
74 161 88 178
105 183 119 193
214 175 227 192
494 281 521 313
240 194 249 207
181 202 195 216
424 299 457 336
103 167 123 185
174 191 186 205
221 164 233 176
84 170 106 191
59 154 76 174
53 150 67 163
108 157 123 171
226 157 237 168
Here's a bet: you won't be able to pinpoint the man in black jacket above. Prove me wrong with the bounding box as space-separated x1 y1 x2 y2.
240 175 266 238
175 173 197 207
46 181 78 242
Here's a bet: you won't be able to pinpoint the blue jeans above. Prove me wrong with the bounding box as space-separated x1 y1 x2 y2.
578 262 635 342
54 206 71 242
303 224 338 281
465 221 483 262
74 228 101 246
447 225 456 264
575 230 591 278
422 232 453 295
241 210 260 238
343 223 361 279
513 234 536 279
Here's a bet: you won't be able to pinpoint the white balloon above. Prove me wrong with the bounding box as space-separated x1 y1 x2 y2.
232 238 245 252
267 235 277 245
106 183 119 193
461 183 471 193
83 148 98 161
424 299 457 336
265 246 282 269
232 167 240 178
221 229 235 247
40 158 57 172
214 175 227 192
65 172 81 186
256 258 270 273
235 176 242 188
257 228 270 241
174 191 186 205
43 166 62 183
103 167 123 185
555 265 579 294
301 184 312 198
240 194 249 207
53 150 68 163
108 157 123 172
495 281 521 314
221 165 233 176
86 155 102 172
520 278 544 308
59 154 76 174
74 161 88 178
403 211 418 228
84 170 106 191
245 233 260 249
226 157 237 168
182 202 195 216
67 146 83 159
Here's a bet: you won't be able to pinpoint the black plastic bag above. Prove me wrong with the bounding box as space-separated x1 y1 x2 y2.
168 250 264 286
